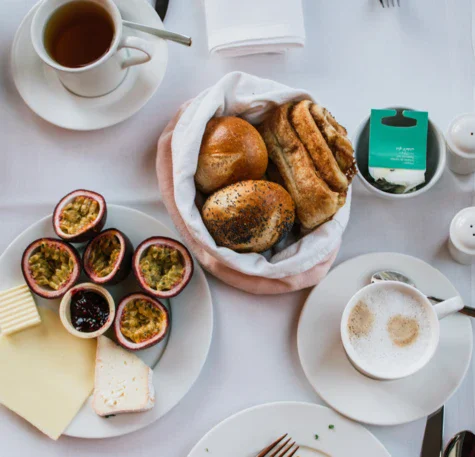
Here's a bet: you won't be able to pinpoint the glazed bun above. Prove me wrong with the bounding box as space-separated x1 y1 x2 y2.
202 180 295 253
195 117 268 194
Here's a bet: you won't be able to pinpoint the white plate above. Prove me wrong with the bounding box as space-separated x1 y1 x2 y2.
11 0 168 131
187 402 390 457
298 252 473 426
0 205 213 438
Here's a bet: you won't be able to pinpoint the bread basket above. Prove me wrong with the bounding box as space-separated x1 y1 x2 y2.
156 72 352 295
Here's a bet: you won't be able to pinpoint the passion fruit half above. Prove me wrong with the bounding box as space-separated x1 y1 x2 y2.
132 237 194 299
53 189 107 243
83 229 133 285
114 292 170 351
21 238 81 299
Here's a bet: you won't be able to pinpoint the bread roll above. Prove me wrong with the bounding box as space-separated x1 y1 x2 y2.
291 100 349 192
195 117 268 194
202 180 295 253
259 103 343 230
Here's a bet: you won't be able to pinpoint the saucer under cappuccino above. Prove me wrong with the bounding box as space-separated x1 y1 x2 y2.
347 287 433 374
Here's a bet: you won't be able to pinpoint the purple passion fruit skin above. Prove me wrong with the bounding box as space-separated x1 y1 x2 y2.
82 229 133 285
53 189 107 243
21 238 81 299
114 293 170 351
132 237 194 299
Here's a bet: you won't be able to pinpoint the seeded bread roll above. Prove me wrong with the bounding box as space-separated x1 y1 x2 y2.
201 180 295 253
195 117 268 194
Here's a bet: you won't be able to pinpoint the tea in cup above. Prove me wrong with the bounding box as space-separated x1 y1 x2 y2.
31 0 154 97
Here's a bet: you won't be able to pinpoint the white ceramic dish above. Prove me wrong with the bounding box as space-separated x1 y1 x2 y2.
0 205 213 438
187 402 390 457
59 283 116 339
353 107 446 200
11 0 168 130
298 252 472 426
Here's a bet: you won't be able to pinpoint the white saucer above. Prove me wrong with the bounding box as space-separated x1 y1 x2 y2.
11 0 168 131
0 205 213 438
187 402 390 457
297 252 473 426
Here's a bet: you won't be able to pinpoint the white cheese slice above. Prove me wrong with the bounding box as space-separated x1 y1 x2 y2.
369 167 426 193
0 284 41 335
93 336 155 416
0 307 96 439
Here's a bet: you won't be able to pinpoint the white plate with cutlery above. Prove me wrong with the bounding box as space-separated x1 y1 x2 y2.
298 252 473 426
187 402 390 457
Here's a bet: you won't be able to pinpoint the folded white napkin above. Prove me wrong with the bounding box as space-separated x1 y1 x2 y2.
204 0 305 57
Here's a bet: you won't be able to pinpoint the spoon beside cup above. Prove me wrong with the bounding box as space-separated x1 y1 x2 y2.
123 20 192 46
444 430 475 457
371 270 475 317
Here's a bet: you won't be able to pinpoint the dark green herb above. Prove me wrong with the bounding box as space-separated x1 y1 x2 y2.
329 424 335 430
314 434 319 440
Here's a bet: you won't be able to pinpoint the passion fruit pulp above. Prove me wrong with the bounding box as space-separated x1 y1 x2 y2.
83 229 133 285
132 237 194 299
21 238 81 299
114 293 170 350
53 189 107 243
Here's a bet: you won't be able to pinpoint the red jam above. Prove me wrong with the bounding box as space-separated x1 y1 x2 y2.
70 290 109 333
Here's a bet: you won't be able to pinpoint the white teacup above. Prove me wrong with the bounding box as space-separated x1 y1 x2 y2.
31 0 154 97
341 281 464 381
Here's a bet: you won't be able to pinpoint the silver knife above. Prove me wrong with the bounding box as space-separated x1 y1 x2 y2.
421 407 444 457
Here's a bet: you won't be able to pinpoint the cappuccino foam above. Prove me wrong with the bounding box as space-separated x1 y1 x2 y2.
347 287 433 374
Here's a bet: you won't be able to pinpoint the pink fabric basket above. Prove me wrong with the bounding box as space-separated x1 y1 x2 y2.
156 103 342 295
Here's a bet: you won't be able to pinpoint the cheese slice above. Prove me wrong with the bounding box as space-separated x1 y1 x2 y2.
0 307 96 439
93 336 155 416
0 284 41 335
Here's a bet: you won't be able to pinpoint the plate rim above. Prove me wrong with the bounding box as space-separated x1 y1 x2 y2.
0 204 214 438
186 401 390 457
297 252 473 426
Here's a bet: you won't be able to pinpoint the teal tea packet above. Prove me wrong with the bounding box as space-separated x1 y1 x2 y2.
369 109 428 194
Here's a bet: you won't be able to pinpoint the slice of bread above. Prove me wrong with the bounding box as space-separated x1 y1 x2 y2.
93 336 155 416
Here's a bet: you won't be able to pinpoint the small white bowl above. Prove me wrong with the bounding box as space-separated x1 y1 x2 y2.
353 107 446 199
60 283 115 339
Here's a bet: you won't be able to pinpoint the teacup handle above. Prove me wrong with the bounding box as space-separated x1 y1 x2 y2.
119 36 154 69
433 296 465 320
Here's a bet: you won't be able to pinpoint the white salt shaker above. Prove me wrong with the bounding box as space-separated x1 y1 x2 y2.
449 207 475 264
446 114 475 174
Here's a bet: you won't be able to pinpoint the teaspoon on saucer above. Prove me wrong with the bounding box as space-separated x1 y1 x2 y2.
123 20 192 46
371 270 475 317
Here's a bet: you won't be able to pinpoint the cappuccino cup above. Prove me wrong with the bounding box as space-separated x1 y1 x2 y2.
31 0 154 97
341 281 464 381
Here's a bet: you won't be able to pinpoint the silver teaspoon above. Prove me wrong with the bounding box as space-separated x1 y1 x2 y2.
371 270 475 318
123 20 192 47
444 430 475 457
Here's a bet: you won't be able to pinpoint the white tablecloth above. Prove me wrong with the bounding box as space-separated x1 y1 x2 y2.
1 0 474 456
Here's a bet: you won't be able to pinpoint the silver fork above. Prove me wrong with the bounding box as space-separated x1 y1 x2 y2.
379 0 400 7
256 434 300 457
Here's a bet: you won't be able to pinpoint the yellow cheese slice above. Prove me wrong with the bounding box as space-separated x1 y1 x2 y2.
0 307 96 440
0 284 41 335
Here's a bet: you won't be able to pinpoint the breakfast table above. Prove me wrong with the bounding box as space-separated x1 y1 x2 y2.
1 0 475 456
